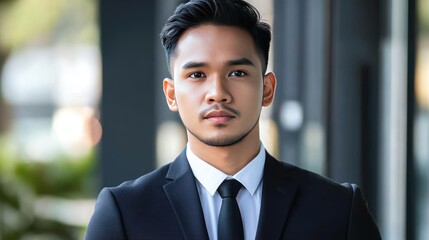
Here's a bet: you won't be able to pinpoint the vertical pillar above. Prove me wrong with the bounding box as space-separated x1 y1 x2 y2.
99 0 157 187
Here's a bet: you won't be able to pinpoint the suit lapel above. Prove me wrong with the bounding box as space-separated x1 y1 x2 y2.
256 153 297 240
163 150 209 240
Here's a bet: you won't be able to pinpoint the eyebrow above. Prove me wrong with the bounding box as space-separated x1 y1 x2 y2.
181 61 207 69
226 58 255 67
181 58 256 70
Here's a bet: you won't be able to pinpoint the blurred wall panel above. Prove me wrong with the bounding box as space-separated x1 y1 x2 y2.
273 0 381 222
99 0 157 187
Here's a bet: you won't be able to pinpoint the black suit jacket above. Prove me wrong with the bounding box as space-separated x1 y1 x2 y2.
85 150 381 240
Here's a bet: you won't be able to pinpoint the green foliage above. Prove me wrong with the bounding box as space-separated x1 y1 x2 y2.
13 151 97 198
0 138 98 239
0 0 100 238
0 172 79 239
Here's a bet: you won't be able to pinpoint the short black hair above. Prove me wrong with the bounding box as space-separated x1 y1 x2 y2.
160 0 271 74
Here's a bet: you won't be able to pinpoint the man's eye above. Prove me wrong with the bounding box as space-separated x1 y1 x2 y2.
229 71 247 77
189 72 206 78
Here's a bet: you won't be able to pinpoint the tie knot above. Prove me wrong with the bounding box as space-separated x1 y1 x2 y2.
217 179 242 198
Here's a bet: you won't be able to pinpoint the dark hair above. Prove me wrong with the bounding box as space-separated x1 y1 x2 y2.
160 0 271 74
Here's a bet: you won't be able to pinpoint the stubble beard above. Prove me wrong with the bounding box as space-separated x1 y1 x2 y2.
186 118 260 147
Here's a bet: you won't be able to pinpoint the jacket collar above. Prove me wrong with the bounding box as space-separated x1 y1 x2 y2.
164 149 297 240
164 150 209 240
255 152 298 240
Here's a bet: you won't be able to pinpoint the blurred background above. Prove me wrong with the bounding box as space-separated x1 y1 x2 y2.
0 0 427 239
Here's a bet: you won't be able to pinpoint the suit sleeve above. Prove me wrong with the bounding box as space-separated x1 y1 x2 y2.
85 188 127 240
345 183 382 240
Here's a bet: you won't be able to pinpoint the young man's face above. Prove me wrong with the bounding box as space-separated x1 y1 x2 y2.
163 24 275 147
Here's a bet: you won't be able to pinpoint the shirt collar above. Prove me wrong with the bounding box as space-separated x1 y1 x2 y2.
187 143 266 196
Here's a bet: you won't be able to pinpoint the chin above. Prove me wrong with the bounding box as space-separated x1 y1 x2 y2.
194 132 248 147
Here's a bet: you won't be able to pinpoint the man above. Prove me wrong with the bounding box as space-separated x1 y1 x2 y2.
85 0 381 239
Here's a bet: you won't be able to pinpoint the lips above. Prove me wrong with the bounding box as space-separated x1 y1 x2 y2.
203 110 235 123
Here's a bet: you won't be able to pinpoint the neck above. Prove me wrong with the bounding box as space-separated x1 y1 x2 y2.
187 126 261 175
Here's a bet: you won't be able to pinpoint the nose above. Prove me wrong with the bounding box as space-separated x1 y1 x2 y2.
205 75 232 104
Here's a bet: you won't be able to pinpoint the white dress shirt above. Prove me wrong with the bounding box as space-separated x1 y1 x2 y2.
187 144 265 240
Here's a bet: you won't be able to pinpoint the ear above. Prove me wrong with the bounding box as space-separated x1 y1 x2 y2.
262 72 276 107
163 78 178 112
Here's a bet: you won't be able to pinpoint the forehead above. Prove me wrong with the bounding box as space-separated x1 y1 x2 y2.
171 24 261 71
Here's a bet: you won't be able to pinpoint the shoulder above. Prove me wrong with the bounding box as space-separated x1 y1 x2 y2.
266 154 381 238
105 163 172 202
97 149 190 208
267 154 353 194
90 162 175 229
86 161 186 239
264 154 363 211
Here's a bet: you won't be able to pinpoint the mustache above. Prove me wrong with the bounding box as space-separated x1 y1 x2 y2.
199 104 240 118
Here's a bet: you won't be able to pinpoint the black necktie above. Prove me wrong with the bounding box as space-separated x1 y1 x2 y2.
217 179 244 240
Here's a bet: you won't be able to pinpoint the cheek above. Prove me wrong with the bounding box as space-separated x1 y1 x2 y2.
175 86 202 112
233 82 263 103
